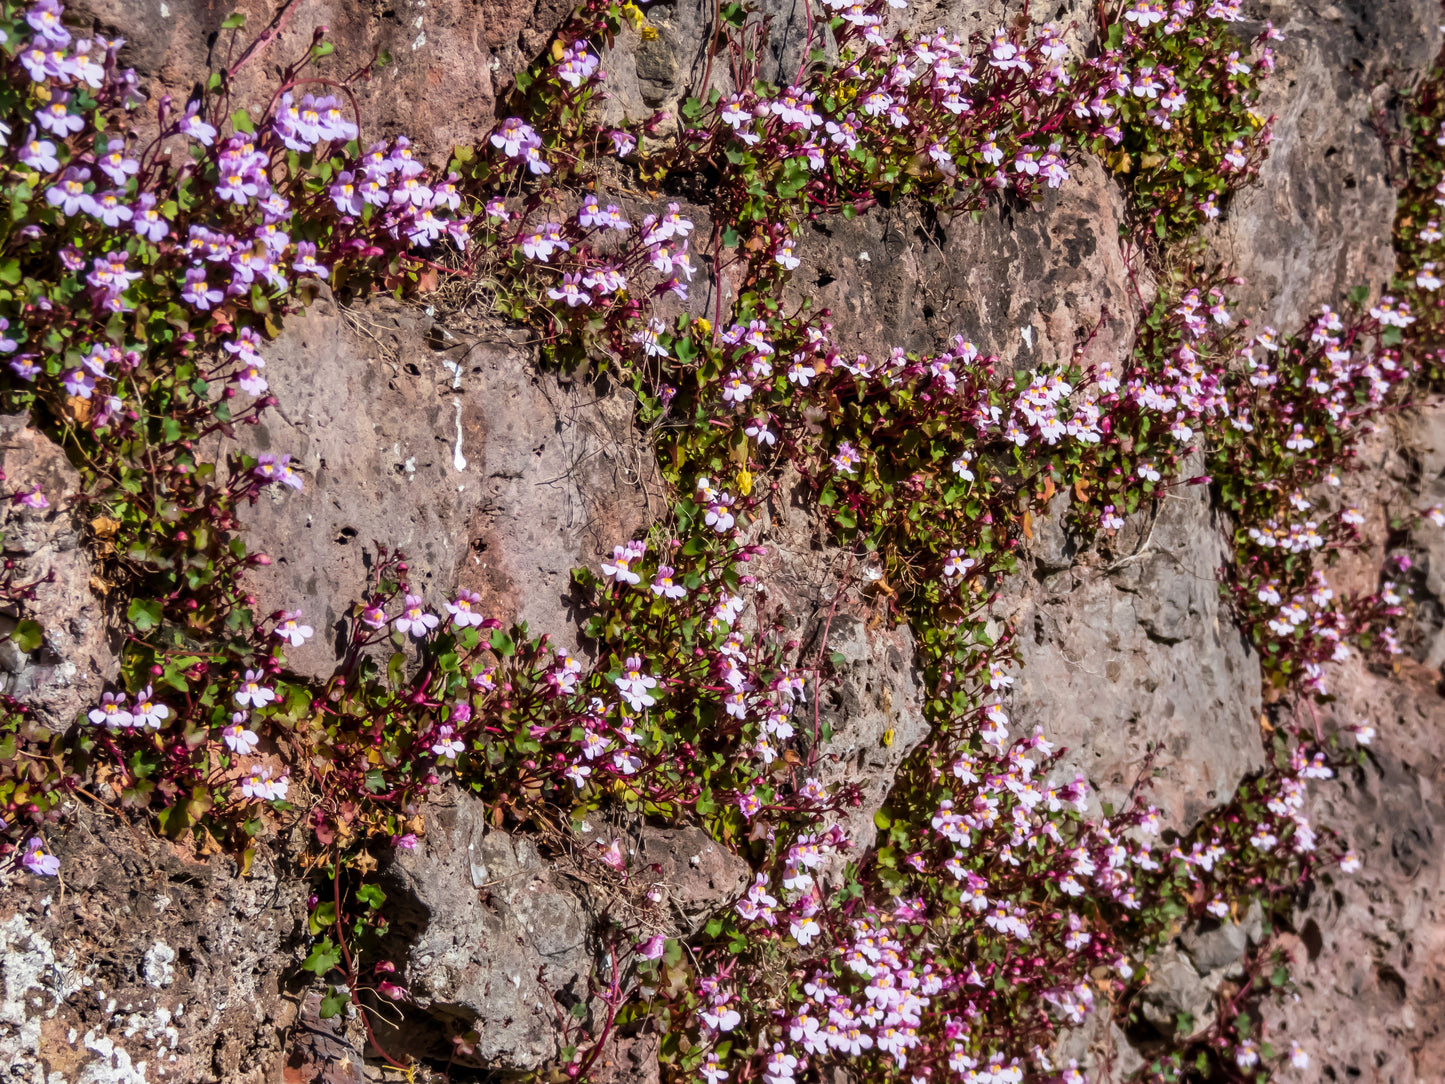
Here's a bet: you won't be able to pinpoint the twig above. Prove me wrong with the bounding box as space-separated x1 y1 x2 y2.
226 0 305 80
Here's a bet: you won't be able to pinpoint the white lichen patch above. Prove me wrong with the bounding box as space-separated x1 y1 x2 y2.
1 912 95 1082
75 1030 149 1084
141 945 175 990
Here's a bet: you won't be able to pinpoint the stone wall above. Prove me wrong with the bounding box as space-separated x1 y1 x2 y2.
3 0 1444 1081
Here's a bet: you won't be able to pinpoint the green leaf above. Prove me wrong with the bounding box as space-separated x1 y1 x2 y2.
221 10 246 28
302 939 342 975
309 901 338 936
489 629 516 657
10 620 42 654
356 883 387 910
127 598 163 632
319 987 349 1018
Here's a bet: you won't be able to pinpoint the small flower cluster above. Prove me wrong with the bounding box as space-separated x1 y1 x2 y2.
1211 301 1417 688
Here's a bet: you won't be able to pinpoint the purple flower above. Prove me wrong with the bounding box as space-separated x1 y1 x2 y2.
271 92 311 152
387 136 422 176
636 934 666 960
404 208 446 248
98 290 134 315
36 93 84 137
547 272 591 307
81 343 112 377
260 193 292 222
181 268 223 311
328 170 364 215
446 218 473 251
67 38 105 88
394 594 439 639
254 452 303 491
27 0 71 46
390 174 432 209
222 716 260 755
93 394 123 428
176 102 217 146
9 357 40 381
489 117 538 158
14 484 48 510
0 319 17 354
62 368 96 399
18 128 58 174
293 95 326 143
131 685 171 729
555 41 599 88
87 251 140 293
88 691 133 728
22 837 60 877
609 130 636 157
292 242 328 277
18 45 61 82
96 138 139 185
89 190 132 228
433 172 462 212
431 725 464 758
273 609 314 647
520 222 568 262
359 140 391 173
314 95 358 143
521 140 551 176
45 166 91 216
236 361 267 396
133 193 168 243
445 589 486 628
216 167 260 205
254 221 289 253
234 669 276 709
578 195 606 229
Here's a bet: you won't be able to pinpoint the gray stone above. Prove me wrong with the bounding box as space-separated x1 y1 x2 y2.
572 817 754 937
634 826 753 935
1139 945 1216 1039
1179 901 1263 977
0 414 115 729
377 792 592 1072
804 615 930 856
66 0 564 163
232 293 657 679
1255 401 1445 1083
788 158 1137 377
1218 0 1442 329
0 805 308 1084
1008 478 1265 832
